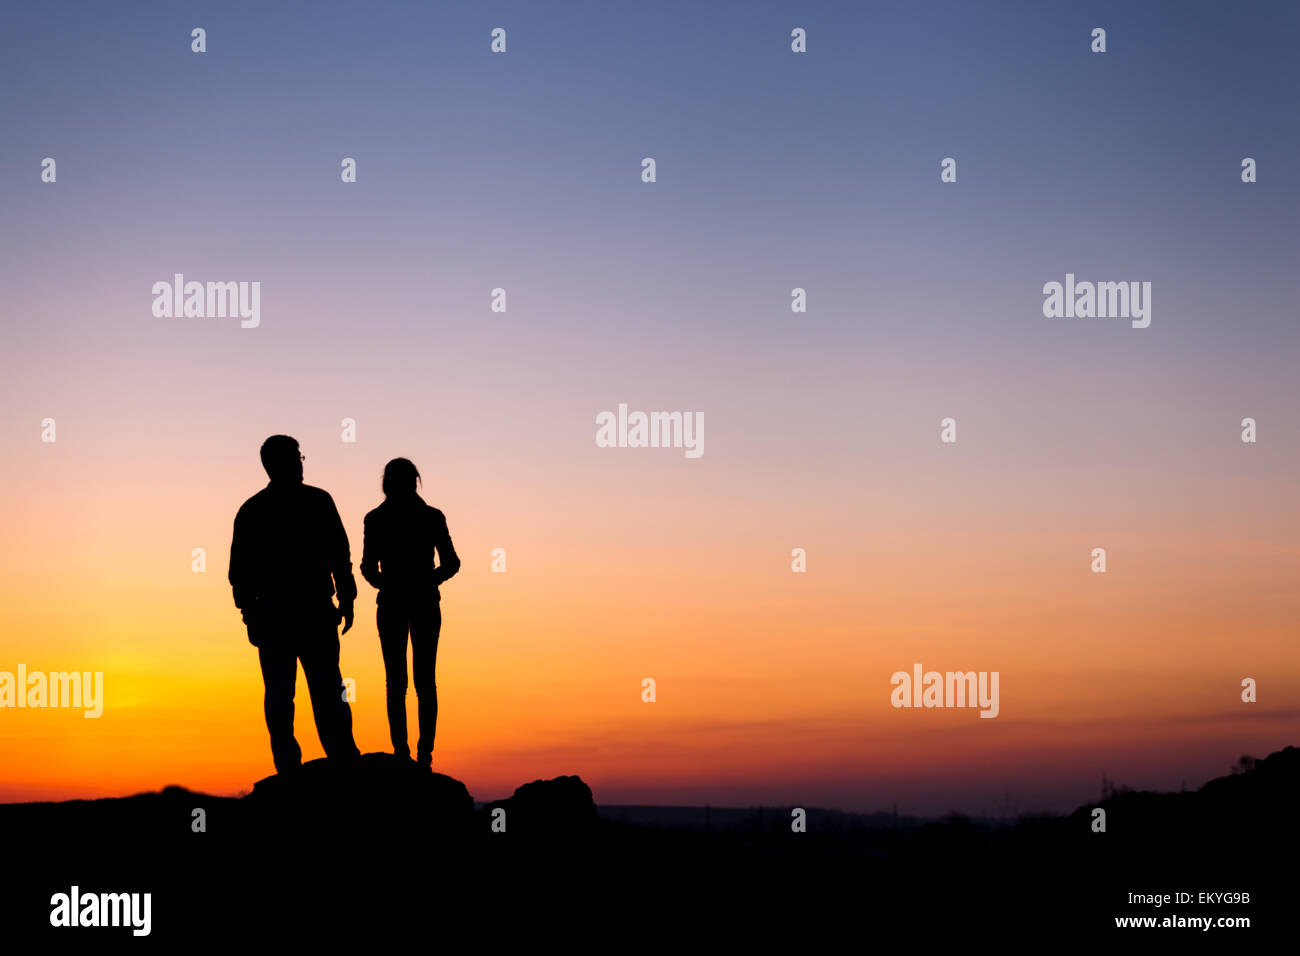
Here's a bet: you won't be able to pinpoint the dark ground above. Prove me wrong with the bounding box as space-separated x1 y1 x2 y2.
1 747 1292 943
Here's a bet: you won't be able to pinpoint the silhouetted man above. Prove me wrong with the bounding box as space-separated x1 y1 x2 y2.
229 435 361 773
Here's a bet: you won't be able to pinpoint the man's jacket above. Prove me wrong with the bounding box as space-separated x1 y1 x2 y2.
229 481 358 620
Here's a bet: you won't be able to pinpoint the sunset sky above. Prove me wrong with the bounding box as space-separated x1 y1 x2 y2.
1 1 1297 815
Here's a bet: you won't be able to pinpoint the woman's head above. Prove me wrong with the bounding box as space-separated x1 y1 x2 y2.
382 457 421 498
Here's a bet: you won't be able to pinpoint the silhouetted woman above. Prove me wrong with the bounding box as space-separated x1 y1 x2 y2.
360 458 460 769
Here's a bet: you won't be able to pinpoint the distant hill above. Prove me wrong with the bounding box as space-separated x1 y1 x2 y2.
595 804 921 831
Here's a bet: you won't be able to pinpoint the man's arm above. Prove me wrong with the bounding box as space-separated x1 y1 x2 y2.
229 504 262 645
324 492 357 633
433 511 461 586
229 505 254 615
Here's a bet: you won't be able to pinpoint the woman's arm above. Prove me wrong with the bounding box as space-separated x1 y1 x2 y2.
433 510 460 585
359 511 383 591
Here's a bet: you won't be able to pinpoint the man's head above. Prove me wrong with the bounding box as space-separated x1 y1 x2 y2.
260 435 304 484
382 458 421 498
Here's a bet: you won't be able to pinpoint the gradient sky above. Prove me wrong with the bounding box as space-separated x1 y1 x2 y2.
1 1 1297 815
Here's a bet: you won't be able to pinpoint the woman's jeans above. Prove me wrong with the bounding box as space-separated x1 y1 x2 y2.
377 595 441 763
